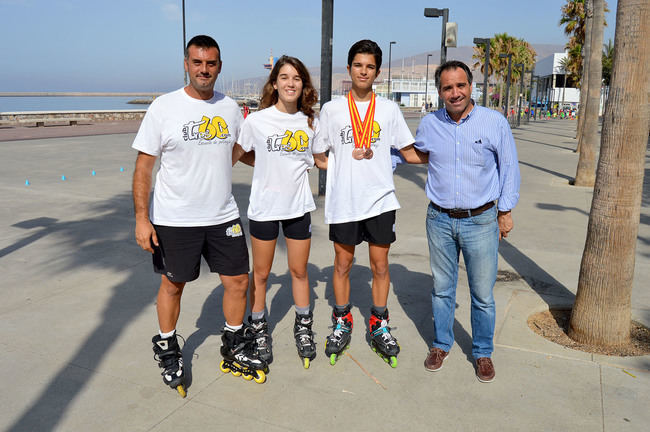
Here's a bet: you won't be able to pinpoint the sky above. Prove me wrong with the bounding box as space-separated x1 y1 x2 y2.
0 0 618 92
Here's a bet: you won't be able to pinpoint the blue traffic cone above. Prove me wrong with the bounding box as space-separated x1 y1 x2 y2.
25 179 30 186
91 170 96 176
61 175 66 181
120 167 124 172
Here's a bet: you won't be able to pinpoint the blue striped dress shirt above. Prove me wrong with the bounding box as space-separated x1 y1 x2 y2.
414 102 520 212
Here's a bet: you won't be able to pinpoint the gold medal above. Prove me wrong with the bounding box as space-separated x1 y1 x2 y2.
352 148 365 160
347 92 376 159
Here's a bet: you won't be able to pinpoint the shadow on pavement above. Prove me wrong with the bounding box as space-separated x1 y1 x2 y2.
519 160 574 182
499 239 575 303
7 193 155 432
391 263 473 363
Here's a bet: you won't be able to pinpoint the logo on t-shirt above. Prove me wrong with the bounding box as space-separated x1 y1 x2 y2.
183 116 231 143
339 121 381 146
266 129 310 153
226 223 243 237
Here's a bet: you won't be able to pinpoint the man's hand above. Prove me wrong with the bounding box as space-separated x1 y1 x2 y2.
135 219 158 253
497 210 513 240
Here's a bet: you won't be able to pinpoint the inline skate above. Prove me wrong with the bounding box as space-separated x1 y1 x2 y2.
294 311 316 368
152 333 186 398
368 308 400 368
248 315 273 364
325 306 353 365
220 326 268 383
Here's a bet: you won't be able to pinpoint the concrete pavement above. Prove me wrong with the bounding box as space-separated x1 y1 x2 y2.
1 117 649 431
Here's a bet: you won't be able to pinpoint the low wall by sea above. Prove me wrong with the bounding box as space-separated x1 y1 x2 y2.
0 109 147 124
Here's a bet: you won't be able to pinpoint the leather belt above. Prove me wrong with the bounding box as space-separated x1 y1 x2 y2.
430 201 495 219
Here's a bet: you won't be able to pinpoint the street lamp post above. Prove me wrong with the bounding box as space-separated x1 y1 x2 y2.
424 7 449 108
499 53 513 118
425 53 432 110
526 69 534 123
514 63 524 127
534 76 541 120
182 0 187 85
388 41 396 101
473 37 490 107
318 0 333 196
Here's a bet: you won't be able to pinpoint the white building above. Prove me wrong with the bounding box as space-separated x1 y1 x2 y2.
533 52 580 108
373 77 483 109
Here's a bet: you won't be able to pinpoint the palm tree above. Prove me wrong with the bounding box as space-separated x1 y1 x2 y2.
569 0 650 347
560 0 585 79
574 0 603 186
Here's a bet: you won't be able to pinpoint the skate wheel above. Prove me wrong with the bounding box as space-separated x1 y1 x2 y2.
383 356 389 363
176 385 187 398
231 370 242 377
242 373 253 381
303 358 310 369
329 353 337 365
389 356 398 368
372 346 377 353
253 370 266 384
219 361 230 373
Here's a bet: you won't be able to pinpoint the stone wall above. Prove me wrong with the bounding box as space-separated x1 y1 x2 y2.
0 110 147 124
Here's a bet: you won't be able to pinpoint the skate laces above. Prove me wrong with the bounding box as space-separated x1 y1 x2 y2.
296 325 314 346
371 319 398 346
329 316 351 342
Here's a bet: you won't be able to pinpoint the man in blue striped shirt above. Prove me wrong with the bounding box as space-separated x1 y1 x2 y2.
401 60 520 382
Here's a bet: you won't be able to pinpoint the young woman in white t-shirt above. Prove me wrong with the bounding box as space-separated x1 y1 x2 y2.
234 56 326 368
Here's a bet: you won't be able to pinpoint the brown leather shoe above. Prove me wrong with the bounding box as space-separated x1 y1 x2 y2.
424 347 448 372
475 357 495 382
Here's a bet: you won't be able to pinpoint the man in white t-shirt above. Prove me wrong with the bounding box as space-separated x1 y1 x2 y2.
132 35 266 395
312 40 414 367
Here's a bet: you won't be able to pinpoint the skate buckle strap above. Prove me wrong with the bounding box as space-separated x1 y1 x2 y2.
371 326 389 337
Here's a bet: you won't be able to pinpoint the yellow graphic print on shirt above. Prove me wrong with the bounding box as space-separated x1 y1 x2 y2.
340 121 381 145
266 129 310 153
182 116 230 142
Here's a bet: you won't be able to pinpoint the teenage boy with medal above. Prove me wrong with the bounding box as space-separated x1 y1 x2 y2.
312 39 414 367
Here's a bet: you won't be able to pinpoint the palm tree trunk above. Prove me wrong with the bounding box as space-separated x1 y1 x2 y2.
574 0 603 186
569 0 650 346
576 0 593 150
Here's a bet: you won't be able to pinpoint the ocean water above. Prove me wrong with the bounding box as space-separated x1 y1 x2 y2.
0 96 151 113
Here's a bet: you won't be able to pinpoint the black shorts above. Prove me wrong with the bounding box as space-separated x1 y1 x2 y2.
329 210 396 246
249 213 312 241
152 219 249 282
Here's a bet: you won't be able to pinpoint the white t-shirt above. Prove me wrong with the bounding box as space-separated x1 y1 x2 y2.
132 88 243 227
238 106 317 221
312 95 414 224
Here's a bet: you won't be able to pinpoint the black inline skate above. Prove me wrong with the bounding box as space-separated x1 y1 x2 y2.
368 308 400 368
294 311 316 368
325 306 353 365
220 326 268 383
248 315 273 364
152 333 186 398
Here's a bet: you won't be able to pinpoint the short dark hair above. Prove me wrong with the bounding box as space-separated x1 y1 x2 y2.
347 39 382 70
435 60 473 90
185 35 221 61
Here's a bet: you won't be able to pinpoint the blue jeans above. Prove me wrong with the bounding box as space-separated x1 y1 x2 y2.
425 203 498 358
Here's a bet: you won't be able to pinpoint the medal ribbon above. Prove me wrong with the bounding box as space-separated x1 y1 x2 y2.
347 92 376 149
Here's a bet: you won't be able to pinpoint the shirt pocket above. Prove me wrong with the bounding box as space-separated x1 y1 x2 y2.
469 139 487 167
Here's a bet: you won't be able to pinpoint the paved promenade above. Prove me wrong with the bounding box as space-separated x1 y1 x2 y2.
1 118 649 431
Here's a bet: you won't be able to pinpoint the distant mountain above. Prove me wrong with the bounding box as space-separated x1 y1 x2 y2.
230 43 565 98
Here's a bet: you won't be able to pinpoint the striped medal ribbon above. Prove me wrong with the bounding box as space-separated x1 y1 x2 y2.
347 92 376 160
